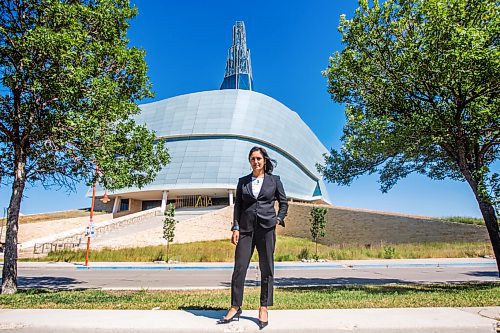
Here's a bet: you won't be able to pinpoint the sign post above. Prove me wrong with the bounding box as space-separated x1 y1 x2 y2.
85 182 96 266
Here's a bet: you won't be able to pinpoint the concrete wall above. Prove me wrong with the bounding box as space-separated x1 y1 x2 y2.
94 198 142 218
275 203 489 245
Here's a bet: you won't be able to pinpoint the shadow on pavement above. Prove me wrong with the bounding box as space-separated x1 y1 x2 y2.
219 277 500 293
181 309 223 320
220 276 408 287
183 309 261 328
465 271 499 278
15 276 85 290
275 277 406 286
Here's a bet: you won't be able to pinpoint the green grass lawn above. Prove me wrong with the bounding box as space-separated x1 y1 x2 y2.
0 283 498 309
438 216 485 226
22 236 493 263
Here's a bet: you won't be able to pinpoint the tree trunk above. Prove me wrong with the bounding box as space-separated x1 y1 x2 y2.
476 199 500 276
166 242 170 263
1 148 27 294
456 156 500 276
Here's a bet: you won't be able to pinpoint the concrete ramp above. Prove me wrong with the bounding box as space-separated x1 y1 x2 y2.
87 205 231 249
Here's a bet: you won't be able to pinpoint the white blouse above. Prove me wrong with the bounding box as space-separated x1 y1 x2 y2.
251 176 264 198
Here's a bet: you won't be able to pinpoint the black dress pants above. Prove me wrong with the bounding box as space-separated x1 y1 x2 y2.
231 224 276 307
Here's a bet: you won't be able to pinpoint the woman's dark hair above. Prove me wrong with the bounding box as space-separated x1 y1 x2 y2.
248 146 276 174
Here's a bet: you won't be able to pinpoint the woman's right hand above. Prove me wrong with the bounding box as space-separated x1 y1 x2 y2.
231 230 240 245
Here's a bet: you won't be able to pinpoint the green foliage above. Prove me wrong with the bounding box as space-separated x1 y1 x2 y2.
298 247 310 260
310 207 328 240
0 0 170 293
439 216 485 226
383 245 397 259
163 204 176 243
310 206 328 259
320 0 499 268
163 203 176 262
0 0 170 190
275 253 295 262
152 249 165 262
322 0 498 196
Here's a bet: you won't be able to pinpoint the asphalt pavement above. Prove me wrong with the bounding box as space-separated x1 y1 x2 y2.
12 257 499 290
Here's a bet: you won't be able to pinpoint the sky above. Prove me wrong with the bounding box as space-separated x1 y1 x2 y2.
0 0 493 218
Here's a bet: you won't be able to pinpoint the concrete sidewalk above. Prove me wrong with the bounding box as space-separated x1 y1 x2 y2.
0 307 498 332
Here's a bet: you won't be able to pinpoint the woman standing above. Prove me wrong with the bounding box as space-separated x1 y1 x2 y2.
218 146 288 329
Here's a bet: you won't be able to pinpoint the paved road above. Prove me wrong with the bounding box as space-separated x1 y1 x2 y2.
11 259 499 290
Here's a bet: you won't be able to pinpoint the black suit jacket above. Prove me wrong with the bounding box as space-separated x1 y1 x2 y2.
233 173 288 232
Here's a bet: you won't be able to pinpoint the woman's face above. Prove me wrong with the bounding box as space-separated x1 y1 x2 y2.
249 150 265 174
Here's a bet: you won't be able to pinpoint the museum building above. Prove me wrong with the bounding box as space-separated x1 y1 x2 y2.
94 21 330 215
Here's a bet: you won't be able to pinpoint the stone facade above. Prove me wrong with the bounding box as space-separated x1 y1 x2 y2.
93 198 142 218
90 201 489 246
275 203 489 245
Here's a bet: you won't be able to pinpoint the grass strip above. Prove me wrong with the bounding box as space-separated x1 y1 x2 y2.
438 216 485 226
23 237 493 262
0 283 498 310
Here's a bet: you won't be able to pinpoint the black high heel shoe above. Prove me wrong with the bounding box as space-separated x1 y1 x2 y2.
217 307 242 324
258 308 268 330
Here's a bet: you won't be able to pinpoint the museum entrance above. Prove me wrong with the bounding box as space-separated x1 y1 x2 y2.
142 200 162 211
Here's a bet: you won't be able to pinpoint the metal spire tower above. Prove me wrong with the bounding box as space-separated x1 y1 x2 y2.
220 21 253 90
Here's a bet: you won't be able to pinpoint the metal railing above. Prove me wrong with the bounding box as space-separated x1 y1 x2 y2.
31 208 161 254
33 239 82 254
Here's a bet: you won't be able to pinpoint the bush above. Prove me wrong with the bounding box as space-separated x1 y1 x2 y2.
298 247 309 260
275 254 295 262
383 246 396 259
152 249 165 262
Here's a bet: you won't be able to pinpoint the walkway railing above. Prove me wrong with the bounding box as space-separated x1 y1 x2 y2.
25 208 161 254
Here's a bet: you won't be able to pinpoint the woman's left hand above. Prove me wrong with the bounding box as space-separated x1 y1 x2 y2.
231 230 240 245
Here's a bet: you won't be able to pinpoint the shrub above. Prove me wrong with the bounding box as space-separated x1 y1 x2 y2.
383 246 396 259
275 254 295 262
298 247 310 260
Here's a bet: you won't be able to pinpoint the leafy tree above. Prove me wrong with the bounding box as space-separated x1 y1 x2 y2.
321 0 499 273
0 0 170 294
310 206 328 260
162 203 177 262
